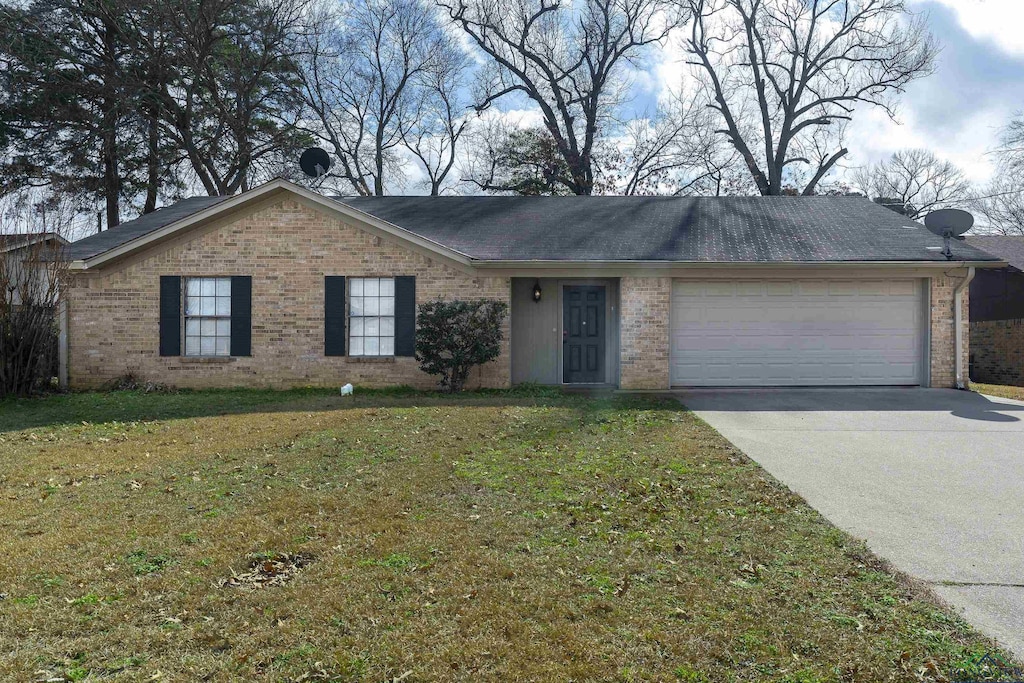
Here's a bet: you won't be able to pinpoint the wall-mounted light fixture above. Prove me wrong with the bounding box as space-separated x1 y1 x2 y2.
532 280 542 302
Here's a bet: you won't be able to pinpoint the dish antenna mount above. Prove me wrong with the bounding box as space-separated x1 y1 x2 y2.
300 147 332 179
924 209 973 261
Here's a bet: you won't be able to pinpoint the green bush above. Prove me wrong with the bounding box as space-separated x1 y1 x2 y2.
415 299 508 393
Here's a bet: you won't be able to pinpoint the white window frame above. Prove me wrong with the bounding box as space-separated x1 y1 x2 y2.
184 277 232 357
348 277 395 357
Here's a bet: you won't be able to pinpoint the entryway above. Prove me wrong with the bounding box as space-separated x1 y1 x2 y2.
562 285 606 384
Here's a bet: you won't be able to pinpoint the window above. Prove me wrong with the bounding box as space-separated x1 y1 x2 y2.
184 277 231 356
349 277 395 356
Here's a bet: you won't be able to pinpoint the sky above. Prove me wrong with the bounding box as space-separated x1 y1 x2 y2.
843 0 1024 184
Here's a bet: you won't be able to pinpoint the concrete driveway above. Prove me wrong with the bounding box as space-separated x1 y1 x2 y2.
677 388 1024 658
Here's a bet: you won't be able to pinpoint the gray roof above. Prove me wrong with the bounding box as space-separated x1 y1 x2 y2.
67 195 231 261
964 235 1024 272
66 189 1001 264
339 195 999 263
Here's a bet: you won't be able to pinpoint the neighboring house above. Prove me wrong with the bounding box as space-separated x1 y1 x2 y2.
964 236 1024 386
62 179 1001 391
1 232 67 306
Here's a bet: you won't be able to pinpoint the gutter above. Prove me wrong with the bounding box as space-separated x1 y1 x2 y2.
954 266 976 390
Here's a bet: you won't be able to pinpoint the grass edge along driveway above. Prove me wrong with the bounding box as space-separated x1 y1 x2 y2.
0 387 1015 682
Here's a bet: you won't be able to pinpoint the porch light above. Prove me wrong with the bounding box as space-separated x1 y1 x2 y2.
532 280 542 302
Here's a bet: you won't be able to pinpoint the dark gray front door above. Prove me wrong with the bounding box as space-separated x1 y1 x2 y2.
563 285 606 384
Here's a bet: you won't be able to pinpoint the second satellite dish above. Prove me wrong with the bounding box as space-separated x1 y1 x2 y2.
300 147 332 178
924 208 974 260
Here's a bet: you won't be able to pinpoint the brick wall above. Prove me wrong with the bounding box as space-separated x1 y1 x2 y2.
619 276 671 390
971 319 1024 386
929 274 971 388
67 199 511 390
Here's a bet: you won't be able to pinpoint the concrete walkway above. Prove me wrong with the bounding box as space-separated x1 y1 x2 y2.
677 388 1024 658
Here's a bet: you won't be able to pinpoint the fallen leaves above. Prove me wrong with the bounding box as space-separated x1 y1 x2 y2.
218 552 315 590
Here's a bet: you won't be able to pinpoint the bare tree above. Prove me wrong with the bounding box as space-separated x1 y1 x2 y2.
972 115 1024 235
401 43 472 195
685 0 938 196
299 0 462 196
853 149 970 219
440 0 683 195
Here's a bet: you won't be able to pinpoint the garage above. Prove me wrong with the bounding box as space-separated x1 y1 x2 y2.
670 279 927 387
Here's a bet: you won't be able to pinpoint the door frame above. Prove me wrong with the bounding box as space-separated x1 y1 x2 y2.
558 280 619 386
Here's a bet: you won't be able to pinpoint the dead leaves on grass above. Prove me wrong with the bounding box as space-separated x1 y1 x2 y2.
218 552 315 590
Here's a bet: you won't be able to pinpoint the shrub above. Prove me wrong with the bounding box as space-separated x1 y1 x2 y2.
415 299 508 393
0 234 65 397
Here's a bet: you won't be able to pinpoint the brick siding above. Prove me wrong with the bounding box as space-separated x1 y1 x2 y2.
929 274 971 388
619 276 671 390
970 319 1024 386
67 199 511 390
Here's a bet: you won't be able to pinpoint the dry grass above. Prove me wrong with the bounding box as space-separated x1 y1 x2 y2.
0 388 1011 682
971 382 1024 402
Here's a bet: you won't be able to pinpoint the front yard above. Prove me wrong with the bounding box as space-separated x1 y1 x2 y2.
0 388 1011 681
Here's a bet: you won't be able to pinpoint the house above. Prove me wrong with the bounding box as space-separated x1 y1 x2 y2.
1 232 67 307
62 178 1002 391
964 235 1024 386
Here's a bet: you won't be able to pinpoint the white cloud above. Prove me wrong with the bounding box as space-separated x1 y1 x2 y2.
916 0 1024 55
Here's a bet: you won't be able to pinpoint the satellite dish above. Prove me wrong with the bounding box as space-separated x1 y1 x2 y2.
924 209 974 260
300 147 331 178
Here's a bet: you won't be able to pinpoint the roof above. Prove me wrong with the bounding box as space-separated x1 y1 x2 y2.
64 180 1002 265
964 235 1024 272
66 195 231 261
0 232 68 254
338 195 999 263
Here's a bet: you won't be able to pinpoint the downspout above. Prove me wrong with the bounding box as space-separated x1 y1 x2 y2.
954 266 975 390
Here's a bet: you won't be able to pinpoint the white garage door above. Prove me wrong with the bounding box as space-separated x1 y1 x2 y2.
670 279 925 387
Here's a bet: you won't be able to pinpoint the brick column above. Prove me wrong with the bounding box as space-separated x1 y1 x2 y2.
619 276 671 390
929 274 970 388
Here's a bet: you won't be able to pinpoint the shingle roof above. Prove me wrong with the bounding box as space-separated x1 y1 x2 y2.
67 195 231 261
964 235 1024 272
338 195 999 263
65 186 1001 264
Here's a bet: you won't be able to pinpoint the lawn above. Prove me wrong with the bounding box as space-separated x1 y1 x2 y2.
0 388 1011 682
972 382 1024 402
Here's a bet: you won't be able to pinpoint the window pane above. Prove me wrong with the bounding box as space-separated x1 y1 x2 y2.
185 337 199 356
364 317 379 336
350 296 364 315
187 279 201 297
380 337 394 356
350 279 363 296
215 296 231 316
349 337 363 356
200 318 217 336
379 297 394 315
216 319 231 337
200 297 216 316
216 278 231 296
381 317 394 336
185 295 200 316
215 338 230 356
379 278 394 296
185 319 200 336
364 297 379 315
200 337 216 356
201 279 216 296
350 317 363 336
364 278 379 296
364 337 379 355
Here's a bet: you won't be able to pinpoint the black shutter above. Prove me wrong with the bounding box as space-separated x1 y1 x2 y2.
324 276 346 356
159 276 181 357
230 276 252 357
394 276 416 357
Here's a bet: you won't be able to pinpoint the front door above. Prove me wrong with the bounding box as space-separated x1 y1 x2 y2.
563 285 606 384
